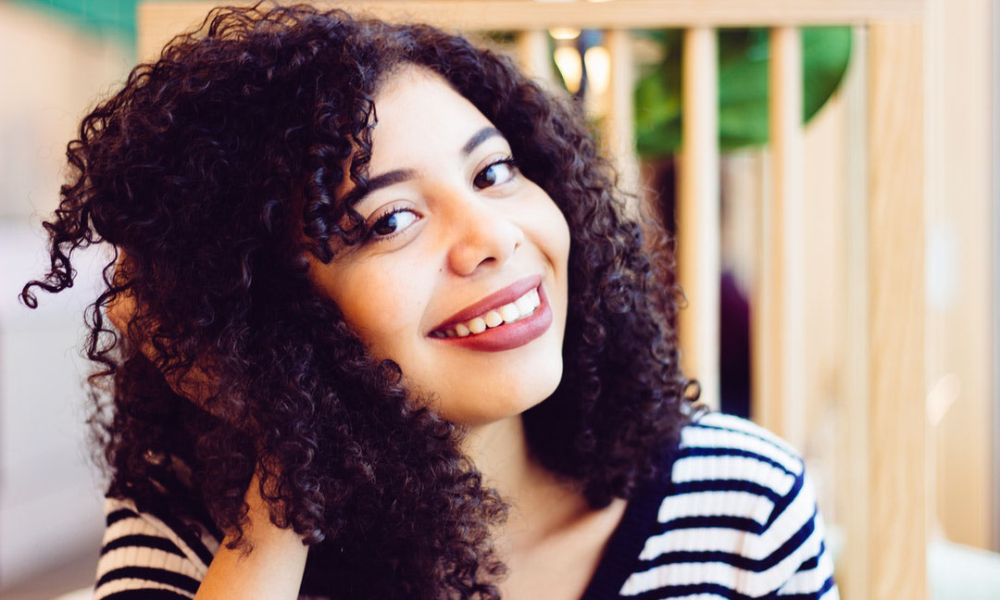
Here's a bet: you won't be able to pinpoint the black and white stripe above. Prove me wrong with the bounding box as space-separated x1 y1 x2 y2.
95 498 220 600
91 412 838 600
615 412 838 599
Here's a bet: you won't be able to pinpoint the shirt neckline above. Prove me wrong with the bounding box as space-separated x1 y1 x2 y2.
576 458 677 600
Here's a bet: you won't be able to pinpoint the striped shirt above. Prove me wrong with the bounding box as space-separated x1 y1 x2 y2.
94 411 839 599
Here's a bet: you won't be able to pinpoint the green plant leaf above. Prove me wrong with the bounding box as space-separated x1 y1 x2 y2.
635 26 852 156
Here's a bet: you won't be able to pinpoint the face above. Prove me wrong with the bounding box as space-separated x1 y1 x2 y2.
307 65 571 426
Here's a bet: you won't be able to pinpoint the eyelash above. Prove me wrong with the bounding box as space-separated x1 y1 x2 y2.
362 156 519 245
363 206 415 245
473 157 517 190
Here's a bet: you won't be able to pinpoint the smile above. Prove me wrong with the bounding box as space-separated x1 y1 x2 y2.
428 284 553 352
429 286 540 338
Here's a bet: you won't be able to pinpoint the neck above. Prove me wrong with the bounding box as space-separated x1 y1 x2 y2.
460 414 590 553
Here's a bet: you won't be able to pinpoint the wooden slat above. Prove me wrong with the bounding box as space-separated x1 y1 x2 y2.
603 29 640 217
867 21 927 599
137 1 925 62
754 27 805 452
923 0 994 552
515 29 554 85
677 27 720 412
993 0 1000 555
841 24 871 600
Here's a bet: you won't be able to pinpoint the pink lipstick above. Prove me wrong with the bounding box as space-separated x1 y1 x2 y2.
429 281 552 352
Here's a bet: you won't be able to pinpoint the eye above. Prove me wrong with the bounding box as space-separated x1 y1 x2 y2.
473 157 517 190
366 207 420 243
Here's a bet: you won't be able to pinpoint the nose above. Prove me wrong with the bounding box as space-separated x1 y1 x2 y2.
441 188 525 276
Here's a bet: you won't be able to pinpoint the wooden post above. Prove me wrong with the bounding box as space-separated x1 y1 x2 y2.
838 23 872 600
755 27 806 451
993 0 1000 556
866 21 927 599
677 27 721 411
516 29 555 86
603 29 641 219
923 0 995 552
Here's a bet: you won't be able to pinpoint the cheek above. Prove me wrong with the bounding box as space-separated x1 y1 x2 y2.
336 265 425 348
555 207 571 259
537 202 571 266
521 186 571 263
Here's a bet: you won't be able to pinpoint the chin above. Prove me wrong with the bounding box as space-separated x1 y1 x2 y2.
482 361 562 425
451 361 564 427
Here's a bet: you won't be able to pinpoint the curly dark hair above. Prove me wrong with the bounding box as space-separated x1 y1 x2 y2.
20 3 702 599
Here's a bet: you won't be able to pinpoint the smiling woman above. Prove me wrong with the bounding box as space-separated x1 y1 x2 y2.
18 3 836 600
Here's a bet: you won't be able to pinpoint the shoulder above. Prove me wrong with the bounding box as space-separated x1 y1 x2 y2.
666 411 811 538
680 410 805 466
95 496 222 600
671 410 807 511
618 411 839 599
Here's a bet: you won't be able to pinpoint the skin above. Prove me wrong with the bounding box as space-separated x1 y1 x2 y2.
309 65 572 428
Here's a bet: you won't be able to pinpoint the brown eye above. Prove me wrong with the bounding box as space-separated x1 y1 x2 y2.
473 158 517 190
367 208 419 242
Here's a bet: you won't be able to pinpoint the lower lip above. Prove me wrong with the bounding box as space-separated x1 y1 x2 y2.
429 284 553 352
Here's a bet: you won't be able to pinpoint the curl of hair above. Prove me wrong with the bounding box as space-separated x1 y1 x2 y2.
21 3 703 599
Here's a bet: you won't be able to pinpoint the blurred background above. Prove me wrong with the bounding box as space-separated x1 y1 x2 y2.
1 1 997 598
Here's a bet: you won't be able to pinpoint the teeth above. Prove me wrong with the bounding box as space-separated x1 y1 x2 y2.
434 286 541 339
468 317 487 334
484 310 503 328
500 305 518 323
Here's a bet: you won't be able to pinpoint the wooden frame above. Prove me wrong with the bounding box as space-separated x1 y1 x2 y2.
754 26 806 451
138 0 924 58
864 22 926 598
137 2 931 597
993 0 1000 555
677 27 720 416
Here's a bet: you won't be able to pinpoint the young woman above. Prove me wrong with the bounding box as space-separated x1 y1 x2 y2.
21 4 838 599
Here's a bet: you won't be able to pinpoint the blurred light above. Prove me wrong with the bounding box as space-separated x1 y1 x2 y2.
549 27 581 40
554 46 582 93
927 222 959 310
584 45 610 96
927 373 961 426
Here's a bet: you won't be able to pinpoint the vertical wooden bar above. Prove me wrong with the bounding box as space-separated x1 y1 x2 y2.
516 29 555 85
924 0 995 551
678 27 720 412
603 28 641 219
840 24 871 600
993 0 1000 555
922 0 946 556
867 21 927 599
756 27 806 451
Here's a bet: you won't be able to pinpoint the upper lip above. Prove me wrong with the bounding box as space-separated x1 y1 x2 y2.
429 274 543 334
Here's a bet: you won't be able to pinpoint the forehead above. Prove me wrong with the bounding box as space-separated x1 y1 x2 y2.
367 66 497 162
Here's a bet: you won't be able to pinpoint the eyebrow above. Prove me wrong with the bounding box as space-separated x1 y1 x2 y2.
461 126 501 157
345 126 503 210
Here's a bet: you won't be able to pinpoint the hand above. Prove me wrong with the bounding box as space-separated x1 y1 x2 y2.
192 463 310 600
